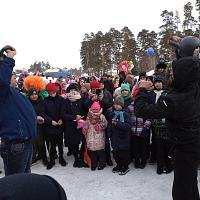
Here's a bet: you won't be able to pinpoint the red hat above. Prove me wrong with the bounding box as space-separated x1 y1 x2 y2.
46 83 58 94
90 80 100 89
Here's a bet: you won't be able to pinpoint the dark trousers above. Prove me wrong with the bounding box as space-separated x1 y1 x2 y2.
132 135 148 164
156 138 172 169
32 126 47 160
69 136 86 160
172 149 200 200
46 134 64 161
0 140 32 176
105 134 112 162
150 126 157 161
88 149 106 169
113 149 130 168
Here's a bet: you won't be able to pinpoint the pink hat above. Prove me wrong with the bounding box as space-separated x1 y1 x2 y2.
91 101 101 111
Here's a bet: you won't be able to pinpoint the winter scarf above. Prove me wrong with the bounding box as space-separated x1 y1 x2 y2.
113 110 125 123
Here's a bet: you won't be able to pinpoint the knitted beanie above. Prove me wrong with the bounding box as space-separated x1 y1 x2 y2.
113 96 124 107
66 83 79 93
90 80 100 89
46 83 58 94
91 101 101 111
121 83 130 92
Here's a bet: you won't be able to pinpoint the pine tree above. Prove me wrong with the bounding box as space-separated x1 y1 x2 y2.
159 10 176 61
121 26 138 65
182 2 197 36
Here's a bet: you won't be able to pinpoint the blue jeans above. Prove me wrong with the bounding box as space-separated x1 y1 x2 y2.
0 140 33 176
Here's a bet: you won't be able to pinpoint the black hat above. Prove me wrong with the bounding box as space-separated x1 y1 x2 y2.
0 173 67 200
139 71 146 79
153 76 165 84
66 83 79 93
156 62 167 69
179 36 200 57
146 76 154 83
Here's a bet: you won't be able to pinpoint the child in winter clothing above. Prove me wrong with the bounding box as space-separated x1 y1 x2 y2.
40 83 67 170
107 96 132 175
152 76 173 174
83 101 108 171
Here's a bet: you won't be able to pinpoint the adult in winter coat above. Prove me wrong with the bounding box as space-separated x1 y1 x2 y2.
0 46 37 176
40 83 67 169
134 36 200 200
62 83 88 168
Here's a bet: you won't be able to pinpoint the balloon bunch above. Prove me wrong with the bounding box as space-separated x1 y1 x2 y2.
119 61 134 75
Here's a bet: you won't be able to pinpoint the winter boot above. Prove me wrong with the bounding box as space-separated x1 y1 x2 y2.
112 165 121 173
119 166 129 175
59 156 67 166
46 160 55 170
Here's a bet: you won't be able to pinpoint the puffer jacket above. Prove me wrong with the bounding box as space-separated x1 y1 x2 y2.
83 109 107 151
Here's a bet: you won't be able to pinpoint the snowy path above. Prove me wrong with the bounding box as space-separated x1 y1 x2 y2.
1 149 199 200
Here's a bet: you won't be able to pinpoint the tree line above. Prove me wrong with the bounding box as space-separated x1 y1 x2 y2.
80 1 200 76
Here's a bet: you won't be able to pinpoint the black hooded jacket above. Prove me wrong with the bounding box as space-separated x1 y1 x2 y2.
0 173 67 200
134 57 200 153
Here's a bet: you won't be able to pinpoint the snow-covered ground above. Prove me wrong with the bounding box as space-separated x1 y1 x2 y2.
0 148 199 200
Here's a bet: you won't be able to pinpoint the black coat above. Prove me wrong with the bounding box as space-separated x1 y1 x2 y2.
40 95 65 135
107 111 132 150
134 57 200 154
62 98 86 144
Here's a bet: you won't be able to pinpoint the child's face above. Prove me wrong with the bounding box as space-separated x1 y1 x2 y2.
154 81 163 90
121 90 129 97
92 108 100 113
114 104 122 111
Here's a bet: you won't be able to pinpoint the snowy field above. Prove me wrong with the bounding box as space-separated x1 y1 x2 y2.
0 148 199 200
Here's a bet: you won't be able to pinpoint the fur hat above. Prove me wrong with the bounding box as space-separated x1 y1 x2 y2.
90 80 100 89
91 101 101 111
114 96 124 107
23 76 46 92
46 83 58 94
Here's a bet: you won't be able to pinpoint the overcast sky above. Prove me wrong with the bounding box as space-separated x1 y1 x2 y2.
0 0 197 69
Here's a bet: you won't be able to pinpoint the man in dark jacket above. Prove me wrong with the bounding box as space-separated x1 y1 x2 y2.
134 36 200 200
0 46 37 176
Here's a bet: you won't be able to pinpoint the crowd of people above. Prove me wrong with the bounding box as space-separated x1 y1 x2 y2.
6 58 174 176
1 35 200 200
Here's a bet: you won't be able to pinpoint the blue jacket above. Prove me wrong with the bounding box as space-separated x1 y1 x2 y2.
0 57 37 141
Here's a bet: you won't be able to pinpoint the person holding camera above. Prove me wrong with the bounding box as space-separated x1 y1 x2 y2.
134 36 200 200
0 46 37 176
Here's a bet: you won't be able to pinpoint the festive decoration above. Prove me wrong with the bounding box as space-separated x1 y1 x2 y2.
23 76 46 92
146 47 155 57
119 61 134 75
